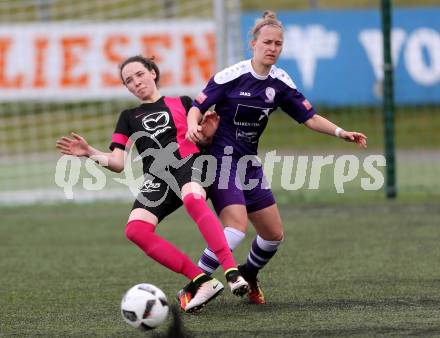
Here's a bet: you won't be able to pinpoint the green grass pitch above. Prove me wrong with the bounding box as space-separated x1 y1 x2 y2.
1 200 440 337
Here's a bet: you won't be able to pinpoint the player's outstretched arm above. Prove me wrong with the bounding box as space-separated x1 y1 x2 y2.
198 111 220 146
186 107 204 144
56 132 125 172
304 114 367 148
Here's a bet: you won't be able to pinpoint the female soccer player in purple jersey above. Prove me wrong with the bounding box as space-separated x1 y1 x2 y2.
185 11 367 304
56 55 248 313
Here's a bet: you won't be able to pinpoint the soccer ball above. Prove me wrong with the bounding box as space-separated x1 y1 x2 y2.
121 283 169 330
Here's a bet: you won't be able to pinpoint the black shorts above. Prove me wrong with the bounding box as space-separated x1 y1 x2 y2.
132 154 210 222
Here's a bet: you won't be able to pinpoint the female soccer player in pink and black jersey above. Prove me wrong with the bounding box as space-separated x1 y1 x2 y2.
56 55 248 313
185 11 367 304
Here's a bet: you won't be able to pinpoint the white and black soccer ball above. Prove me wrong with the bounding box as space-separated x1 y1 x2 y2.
121 283 169 331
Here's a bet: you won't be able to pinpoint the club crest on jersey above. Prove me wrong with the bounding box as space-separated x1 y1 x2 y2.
142 112 169 131
265 87 275 103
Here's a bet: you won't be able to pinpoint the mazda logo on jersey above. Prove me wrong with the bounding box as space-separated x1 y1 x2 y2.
142 112 169 131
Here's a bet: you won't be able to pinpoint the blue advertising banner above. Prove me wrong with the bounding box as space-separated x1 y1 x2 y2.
241 8 440 106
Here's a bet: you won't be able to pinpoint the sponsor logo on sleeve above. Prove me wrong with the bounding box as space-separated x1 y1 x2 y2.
302 99 313 110
195 91 207 104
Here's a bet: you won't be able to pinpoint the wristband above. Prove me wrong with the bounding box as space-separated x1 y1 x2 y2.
335 127 343 138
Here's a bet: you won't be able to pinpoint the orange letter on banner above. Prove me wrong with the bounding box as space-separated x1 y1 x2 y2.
102 35 129 86
0 38 23 88
60 36 90 87
140 35 172 86
33 37 49 88
181 33 215 85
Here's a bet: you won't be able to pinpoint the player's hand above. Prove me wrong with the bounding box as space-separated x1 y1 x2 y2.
56 132 90 156
339 130 368 148
200 111 220 139
186 124 203 144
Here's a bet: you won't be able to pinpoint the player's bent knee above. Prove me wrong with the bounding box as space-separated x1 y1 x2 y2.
275 232 284 242
181 182 206 200
272 222 284 241
125 221 140 242
127 208 158 225
261 230 284 242
220 205 248 231
125 219 154 242
230 223 248 233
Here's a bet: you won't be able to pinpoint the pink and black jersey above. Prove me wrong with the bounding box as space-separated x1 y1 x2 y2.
193 59 316 157
110 96 199 173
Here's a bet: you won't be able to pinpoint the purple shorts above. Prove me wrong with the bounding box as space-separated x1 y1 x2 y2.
209 156 275 215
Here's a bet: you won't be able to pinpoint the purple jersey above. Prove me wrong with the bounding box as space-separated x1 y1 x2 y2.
193 59 316 157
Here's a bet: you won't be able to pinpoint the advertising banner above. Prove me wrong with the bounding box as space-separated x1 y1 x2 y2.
0 20 215 101
242 8 440 105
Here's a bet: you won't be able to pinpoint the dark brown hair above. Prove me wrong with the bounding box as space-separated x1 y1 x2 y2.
119 55 160 85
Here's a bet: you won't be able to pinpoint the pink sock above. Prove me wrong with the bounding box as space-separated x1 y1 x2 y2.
125 220 202 280
183 193 237 271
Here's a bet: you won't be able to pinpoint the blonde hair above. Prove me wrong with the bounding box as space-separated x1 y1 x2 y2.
250 10 283 41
